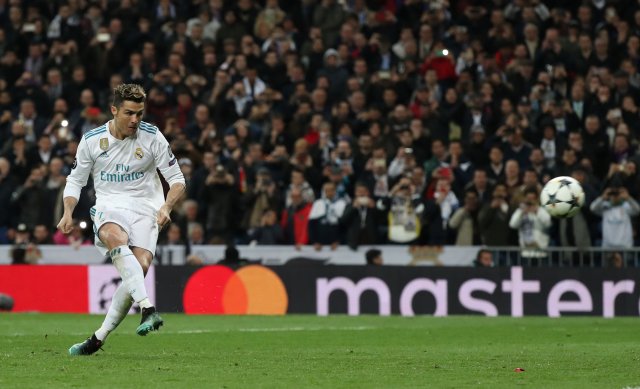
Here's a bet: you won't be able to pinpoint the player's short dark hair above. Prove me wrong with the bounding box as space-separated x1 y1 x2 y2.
112 84 146 108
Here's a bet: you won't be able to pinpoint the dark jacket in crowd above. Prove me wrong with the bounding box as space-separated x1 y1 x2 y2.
340 202 378 249
202 182 239 242
478 203 512 246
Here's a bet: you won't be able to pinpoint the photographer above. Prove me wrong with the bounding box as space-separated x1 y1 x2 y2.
341 182 377 249
362 148 391 200
478 183 512 246
10 166 46 229
202 163 238 244
449 190 481 245
1 120 39 182
225 81 252 118
264 143 290 186
590 185 640 248
388 145 417 180
607 161 640 198
242 167 282 234
509 187 551 252
331 140 355 178
582 114 609 179
385 175 424 244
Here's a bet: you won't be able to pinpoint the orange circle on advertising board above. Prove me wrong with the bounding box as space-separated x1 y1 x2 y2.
221 272 248 314
183 265 288 315
234 265 288 314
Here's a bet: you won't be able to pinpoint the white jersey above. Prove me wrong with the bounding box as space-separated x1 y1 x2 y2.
64 120 185 216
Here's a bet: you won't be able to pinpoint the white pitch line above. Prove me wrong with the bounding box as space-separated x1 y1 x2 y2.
6 326 376 337
180 326 375 334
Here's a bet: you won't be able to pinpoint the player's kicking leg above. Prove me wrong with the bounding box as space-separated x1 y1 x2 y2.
131 246 163 336
69 283 132 355
68 335 104 356
102 226 163 336
69 224 161 355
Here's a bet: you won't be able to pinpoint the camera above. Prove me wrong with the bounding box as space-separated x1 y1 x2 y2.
22 23 36 33
96 33 111 43
378 71 391 79
404 148 413 155
400 184 410 190
57 126 69 140
214 165 225 177
373 159 386 168
397 62 406 75
468 6 481 14
609 189 620 196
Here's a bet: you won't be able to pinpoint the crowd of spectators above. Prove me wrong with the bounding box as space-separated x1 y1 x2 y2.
3 0 640 253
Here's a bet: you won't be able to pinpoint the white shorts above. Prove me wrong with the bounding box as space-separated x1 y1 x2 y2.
90 204 159 257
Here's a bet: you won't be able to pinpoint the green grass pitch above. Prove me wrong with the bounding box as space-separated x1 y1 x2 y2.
1 314 639 388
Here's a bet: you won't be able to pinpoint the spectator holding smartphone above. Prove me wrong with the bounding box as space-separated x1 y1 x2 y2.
590 185 640 248
509 187 551 252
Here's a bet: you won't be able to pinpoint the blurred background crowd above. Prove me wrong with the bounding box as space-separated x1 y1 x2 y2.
2 0 640 255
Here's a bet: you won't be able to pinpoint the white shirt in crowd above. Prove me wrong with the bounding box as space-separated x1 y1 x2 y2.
590 196 640 248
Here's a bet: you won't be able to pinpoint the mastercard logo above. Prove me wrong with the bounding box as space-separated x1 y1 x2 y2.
183 265 288 315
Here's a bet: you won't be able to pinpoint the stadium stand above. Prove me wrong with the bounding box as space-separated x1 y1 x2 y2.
1 0 640 259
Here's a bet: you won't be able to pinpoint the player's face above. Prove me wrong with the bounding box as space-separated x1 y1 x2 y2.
111 100 144 139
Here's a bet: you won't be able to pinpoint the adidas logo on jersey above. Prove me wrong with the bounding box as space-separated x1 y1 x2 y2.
99 151 109 158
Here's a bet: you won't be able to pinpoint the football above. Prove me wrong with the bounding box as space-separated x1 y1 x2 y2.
539 176 585 218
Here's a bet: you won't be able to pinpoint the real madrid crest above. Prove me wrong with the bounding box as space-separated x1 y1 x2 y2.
100 138 109 151
135 147 144 159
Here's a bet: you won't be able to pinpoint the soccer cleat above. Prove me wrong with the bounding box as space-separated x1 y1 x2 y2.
68 334 103 356
136 307 163 336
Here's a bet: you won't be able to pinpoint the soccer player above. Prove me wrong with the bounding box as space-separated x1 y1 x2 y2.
57 84 185 355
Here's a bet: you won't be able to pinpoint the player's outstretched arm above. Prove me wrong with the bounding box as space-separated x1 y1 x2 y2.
157 183 186 229
57 197 78 234
153 127 187 229
58 136 93 234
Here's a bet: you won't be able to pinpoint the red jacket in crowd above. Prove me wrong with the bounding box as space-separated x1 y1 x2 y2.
280 203 312 245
